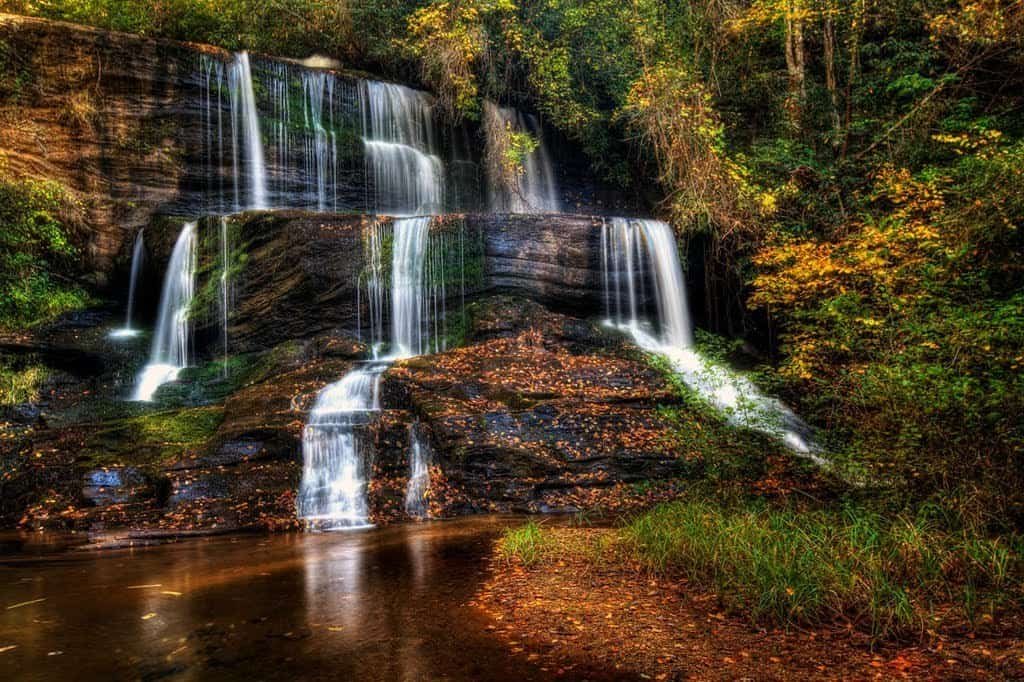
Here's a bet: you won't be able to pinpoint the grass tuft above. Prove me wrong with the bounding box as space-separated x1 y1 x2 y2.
498 520 552 567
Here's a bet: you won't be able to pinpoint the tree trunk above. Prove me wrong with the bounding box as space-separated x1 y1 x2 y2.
823 6 842 144
784 0 807 132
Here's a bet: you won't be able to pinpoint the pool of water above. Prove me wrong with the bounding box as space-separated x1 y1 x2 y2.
0 517 617 681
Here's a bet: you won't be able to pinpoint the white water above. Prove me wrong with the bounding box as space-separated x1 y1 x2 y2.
297 362 384 529
361 81 444 215
391 217 432 355
132 222 197 402
602 218 824 461
484 101 560 214
404 426 431 519
228 52 268 210
301 70 338 211
219 216 230 375
110 230 145 338
299 217 436 528
200 55 226 203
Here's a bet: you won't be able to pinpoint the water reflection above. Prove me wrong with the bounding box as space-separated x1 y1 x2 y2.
0 518 599 681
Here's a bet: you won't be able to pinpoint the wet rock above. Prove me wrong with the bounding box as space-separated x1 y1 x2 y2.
81 467 149 506
378 298 689 514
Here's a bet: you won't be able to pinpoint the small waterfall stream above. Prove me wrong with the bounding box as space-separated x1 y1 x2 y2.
299 217 435 528
301 71 339 211
110 230 145 338
484 101 560 214
219 216 231 375
133 222 197 402
404 426 431 519
603 218 823 461
361 82 444 215
228 52 268 210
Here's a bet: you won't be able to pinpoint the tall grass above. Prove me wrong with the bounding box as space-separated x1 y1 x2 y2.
498 520 551 567
0 362 47 406
623 500 1021 640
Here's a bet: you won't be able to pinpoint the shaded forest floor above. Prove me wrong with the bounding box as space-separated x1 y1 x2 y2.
474 527 1024 681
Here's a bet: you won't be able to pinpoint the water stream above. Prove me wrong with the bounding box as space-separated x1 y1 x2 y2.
484 101 560 214
405 426 431 519
132 222 197 402
299 217 435 529
227 52 268 210
602 218 824 461
361 82 444 215
109 229 145 338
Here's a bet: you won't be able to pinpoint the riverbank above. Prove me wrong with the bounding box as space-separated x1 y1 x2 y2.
476 511 1024 680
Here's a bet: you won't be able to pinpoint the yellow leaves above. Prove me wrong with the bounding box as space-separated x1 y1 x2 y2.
930 0 1023 47
406 0 514 117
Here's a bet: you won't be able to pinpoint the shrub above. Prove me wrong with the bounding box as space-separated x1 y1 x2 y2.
0 171 91 330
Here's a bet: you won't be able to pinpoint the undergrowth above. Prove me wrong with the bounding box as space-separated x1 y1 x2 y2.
499 498 1023 643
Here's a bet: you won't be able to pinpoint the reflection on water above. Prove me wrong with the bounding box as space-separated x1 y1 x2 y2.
0 518 610 681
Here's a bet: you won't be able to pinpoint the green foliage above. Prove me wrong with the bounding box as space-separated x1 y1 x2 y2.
624 498 1021 641
497 519 551 566
0 170 91 330
0 357 47 405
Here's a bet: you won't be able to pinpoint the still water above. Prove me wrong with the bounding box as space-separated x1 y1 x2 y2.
0 517 615 681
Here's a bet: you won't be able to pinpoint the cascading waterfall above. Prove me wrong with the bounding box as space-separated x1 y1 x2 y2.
227 52 268 210
299 217 436 528
361 81 444 215
484 101 560 214
132 222 197 402
297 361 385 528
110 230 145 338
602 218 824 462
404 426 431 519
391 217 432 356
301 71 339 211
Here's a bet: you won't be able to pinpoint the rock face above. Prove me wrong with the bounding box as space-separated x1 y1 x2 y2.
0 13 629 290
480 213 606 310
0 15 680 536
377 296 692 514
166 211 608 358
0 13 205 280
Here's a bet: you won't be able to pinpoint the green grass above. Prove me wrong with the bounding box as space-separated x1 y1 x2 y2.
500 499 1022 642
498 520 552 567
0 360 47 405
624 500 1020 640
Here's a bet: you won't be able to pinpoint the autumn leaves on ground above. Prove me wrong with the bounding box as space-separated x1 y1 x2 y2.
478 508 1024 680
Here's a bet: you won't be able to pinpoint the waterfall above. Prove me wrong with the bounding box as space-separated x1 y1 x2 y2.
110 230 145 338
404 426 431 519
200 55 225 205
302 71 339 211
199 57 460 214
299 217 436 529
484 101 560 214
361 81 444 215
266 61 291 198
132 222 197 402
228 52 268 210
297 361 385 528
391 217 431 356
602 218 824 461
219 216 231 375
